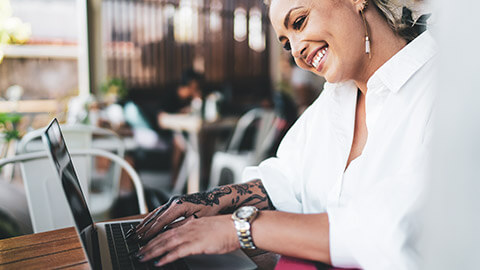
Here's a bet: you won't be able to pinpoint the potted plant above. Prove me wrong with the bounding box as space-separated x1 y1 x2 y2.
0 112 21 158
0 113 22 181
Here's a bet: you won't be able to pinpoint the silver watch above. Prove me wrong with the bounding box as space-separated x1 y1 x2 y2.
232 206 259 249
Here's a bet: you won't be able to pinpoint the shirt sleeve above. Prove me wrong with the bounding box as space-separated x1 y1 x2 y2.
242 107 313 213
327 146 428 270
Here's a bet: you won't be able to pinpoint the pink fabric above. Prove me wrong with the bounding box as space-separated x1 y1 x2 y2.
274 256 319 270
275 256 359 270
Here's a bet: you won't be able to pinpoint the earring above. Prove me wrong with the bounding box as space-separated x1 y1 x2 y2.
360 0 371 58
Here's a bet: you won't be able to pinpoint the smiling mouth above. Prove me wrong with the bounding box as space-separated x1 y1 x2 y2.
312 46 329 69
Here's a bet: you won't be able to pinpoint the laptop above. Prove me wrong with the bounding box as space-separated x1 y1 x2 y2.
42 118 257 270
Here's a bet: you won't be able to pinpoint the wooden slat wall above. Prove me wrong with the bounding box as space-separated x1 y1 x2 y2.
102 0 270 100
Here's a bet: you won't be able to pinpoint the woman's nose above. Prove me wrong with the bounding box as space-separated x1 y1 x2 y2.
291 42 307 60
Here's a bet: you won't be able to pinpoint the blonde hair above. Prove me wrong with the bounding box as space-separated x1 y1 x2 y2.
264 0 427 41
372 0 427 41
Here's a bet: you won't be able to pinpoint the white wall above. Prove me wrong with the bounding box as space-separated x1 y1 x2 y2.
11 0 78 41
423 0 480 269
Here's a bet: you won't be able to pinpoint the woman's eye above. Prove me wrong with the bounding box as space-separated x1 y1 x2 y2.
292 16 306 30
283 41 291 51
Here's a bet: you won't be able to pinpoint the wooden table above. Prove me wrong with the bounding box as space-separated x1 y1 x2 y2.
0 224 279 269
159 114 238 193
0 227 89 269
159 113 202 194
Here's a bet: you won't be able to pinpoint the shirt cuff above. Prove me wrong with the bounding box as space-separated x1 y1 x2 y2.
327 206 360 268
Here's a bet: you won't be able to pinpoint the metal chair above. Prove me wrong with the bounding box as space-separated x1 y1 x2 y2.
209 108 280 188
0 148 147 233
17 125 126 220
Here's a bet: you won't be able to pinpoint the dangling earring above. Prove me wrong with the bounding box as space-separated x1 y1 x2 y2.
360 0 371 59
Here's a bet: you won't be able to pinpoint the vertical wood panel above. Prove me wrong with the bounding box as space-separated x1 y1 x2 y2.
102 0 270 99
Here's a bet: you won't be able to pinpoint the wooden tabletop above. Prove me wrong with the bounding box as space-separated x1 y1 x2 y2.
0 222 279 270
0 227 89 269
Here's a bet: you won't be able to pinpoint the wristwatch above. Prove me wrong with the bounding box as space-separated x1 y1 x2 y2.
232 206 259 249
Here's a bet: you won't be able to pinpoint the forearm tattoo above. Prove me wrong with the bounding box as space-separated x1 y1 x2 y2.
175 180 275 213
219 179 276 214
176 185 232 206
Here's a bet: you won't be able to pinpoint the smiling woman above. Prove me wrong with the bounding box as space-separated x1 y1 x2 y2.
127 0 435 269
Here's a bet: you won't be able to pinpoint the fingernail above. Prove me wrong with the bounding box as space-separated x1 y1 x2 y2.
126 226 136 234
125 230 135 239
135 254 144 261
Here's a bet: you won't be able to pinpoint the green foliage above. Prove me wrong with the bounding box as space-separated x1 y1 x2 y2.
0 112 22 142
100 78 128 100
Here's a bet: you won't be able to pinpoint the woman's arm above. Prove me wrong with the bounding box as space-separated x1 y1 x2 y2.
136 211 331 266
253 211 331 263
131 179 275 241
177 179 275 214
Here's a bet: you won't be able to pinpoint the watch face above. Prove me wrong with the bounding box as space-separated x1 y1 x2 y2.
237 207 254 219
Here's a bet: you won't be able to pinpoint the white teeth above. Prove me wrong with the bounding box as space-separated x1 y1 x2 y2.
312 47 328 69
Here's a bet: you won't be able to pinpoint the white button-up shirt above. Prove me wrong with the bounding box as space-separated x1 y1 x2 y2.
242 31 437 269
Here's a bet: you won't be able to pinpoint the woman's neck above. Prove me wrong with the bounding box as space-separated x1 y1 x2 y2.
354 7 407 95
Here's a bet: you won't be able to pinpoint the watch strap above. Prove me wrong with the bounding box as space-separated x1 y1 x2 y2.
234 220 257 249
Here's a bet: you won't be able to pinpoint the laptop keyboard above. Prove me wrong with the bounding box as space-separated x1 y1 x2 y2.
105 222 188 270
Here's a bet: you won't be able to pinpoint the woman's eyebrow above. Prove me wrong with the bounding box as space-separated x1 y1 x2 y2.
284 7 304 28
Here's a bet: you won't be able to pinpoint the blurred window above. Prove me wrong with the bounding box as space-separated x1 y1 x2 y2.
10 0 77 43
1 0 78 103
234 7 247 42
248 6 265 52
209 0 222 33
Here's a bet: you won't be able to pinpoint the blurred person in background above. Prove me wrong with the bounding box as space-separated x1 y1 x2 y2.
129 0 434 269
157 69 204 187
158 69 204 116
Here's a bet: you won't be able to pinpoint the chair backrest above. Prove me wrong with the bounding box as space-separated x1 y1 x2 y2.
0 149 147 233
209 108 283 188
227 108 279 164
16 125 126 231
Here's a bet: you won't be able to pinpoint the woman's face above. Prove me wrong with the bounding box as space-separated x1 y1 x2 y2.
270 0 367 83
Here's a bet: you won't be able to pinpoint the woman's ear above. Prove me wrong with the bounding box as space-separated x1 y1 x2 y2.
352 0 368 13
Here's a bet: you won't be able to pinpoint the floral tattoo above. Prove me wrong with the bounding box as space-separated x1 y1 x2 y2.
176 186 233 206
175 180 275 214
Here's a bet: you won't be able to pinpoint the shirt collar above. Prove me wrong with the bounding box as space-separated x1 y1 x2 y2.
367 30 437 93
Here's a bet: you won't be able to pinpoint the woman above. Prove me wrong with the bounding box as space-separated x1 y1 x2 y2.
128 0 435 268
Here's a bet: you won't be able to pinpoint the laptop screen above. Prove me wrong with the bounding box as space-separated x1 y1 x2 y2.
43 118 94 230
43 119 100 268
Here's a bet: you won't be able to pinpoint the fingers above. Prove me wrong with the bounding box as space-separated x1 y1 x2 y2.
134 215 238 267
138 229 184 261
166 215 196 229
137 224 199 267
140 207 185 241
136 195 180 232
128 196 181 241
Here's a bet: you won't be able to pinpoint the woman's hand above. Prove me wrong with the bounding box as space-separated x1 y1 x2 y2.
126 180 275 244
136 215 240 267
127 186 234 242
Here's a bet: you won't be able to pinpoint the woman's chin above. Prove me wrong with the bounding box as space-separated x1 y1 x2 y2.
321 67 346 84
322 71 337 84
